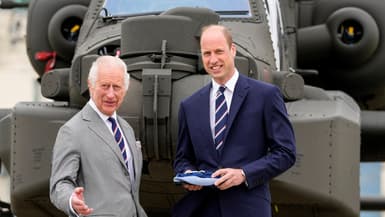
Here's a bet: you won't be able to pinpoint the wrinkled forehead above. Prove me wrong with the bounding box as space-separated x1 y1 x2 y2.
96 69 125 84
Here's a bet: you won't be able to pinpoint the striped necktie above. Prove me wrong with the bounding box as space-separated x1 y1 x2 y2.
214 86 228 151
108 117 135 183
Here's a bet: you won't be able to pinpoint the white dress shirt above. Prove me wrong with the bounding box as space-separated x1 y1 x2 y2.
209 70 239 139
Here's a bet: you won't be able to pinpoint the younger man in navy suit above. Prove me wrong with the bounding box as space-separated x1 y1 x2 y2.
173 25 296 217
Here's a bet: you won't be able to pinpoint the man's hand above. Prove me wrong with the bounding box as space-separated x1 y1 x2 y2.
182 183 203 191
212 168 246 190
71 187 93 216
181 170 203 191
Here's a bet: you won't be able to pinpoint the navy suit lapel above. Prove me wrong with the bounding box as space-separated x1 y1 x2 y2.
223 75 250 143
198 84 219 158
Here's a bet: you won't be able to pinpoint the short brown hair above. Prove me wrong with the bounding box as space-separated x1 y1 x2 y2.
201 24 233 48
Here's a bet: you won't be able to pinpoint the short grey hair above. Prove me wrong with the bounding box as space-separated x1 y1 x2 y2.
88 56 130 90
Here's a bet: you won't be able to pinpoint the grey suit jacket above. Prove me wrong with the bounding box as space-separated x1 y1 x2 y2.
50 104 147 217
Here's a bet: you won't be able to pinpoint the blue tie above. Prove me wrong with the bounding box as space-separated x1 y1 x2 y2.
214 86 228 151
108 117 135 182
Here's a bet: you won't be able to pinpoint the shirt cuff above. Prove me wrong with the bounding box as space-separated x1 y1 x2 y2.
69 194 80 217
240 169 248 187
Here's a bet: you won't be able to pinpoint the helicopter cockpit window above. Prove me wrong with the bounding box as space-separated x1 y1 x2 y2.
102 0 251 18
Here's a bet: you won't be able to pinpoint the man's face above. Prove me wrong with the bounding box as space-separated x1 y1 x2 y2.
88 64 126 116
200 27 236 85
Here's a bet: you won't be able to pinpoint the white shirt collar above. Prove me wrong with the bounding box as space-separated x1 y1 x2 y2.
211 69 239 93
88 99 117 121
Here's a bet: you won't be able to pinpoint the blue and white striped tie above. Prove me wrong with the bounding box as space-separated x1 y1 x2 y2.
108 117 135 183
214 86 228 151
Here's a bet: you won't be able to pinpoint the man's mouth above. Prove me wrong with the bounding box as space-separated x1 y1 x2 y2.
210 65 222 72
104 101 116 106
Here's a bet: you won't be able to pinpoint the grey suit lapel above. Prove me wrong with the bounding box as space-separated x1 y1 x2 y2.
117 117 138 181
81 104 128 171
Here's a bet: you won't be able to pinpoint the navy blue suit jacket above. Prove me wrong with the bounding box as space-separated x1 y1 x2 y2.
173 74 296 217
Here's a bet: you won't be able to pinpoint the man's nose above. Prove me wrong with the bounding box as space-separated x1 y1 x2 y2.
209 55 218 64
106 86 115 96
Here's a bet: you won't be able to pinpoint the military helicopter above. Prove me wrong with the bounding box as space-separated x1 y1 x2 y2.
0 0 384 216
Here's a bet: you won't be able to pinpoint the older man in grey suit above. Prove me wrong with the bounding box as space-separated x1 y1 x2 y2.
50 55 147 217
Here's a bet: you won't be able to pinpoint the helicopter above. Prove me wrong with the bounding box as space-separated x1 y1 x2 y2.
0 0 384 216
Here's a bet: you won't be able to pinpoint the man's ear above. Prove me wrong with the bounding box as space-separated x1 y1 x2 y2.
87 80 93 97
231 43 237 57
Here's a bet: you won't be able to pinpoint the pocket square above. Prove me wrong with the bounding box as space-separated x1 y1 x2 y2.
173 171 218 186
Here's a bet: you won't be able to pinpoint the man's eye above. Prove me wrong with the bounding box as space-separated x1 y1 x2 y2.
113 85 122 91
216 50 224 55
